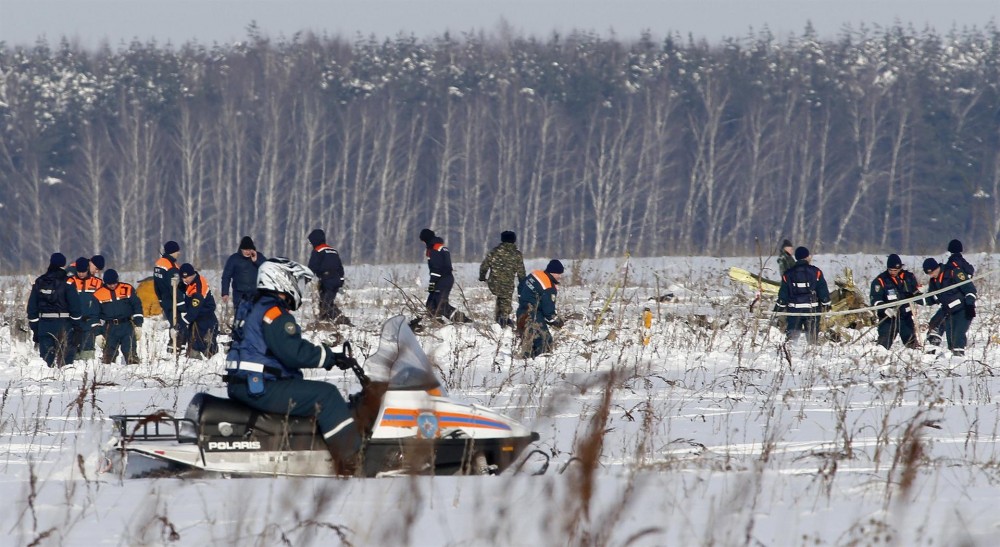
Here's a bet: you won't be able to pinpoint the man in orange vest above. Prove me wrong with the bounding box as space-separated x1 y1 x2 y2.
68 256 104 359
93 269 144 364
869 254 921 350
179 263 219 359
516 260 565 358
153 240 183 328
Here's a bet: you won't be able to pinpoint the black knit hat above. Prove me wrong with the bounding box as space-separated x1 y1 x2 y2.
922 258 940 273
308 229 326 246
90 255 105 270
164 240 180 254
49 252 67 268
103 269 119 284
501 231 516 243
948 239 963 253
75 257 90 272
794 246 810 261
239 236 256 250
886 254 903 268
419 228 435 243
781 239 793 249
179 263 196 277
545 259 565 274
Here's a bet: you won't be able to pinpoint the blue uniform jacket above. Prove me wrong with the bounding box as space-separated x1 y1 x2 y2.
870 269 920 318
425 237 454 290
227 295 335 379
27 267 83 327
181 274 217 326
777 261 831 311
947 253 975 277
516 270 559 323
308 244 345 291
924 263 976 313
94 283 144 326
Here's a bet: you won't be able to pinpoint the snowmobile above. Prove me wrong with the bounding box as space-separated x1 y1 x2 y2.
105 316 539 478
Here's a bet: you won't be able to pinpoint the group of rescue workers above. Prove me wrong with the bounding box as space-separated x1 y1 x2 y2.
26 227 565 368
774 238 978 356
28 226 978 475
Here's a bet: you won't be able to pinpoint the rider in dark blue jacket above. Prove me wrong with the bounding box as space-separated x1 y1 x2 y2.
225 259 384 475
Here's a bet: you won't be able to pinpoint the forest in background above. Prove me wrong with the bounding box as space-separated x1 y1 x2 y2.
1 23 998 272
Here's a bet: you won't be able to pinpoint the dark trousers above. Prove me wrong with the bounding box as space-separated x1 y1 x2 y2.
78 317 98 353
317 286 343 321
425 276 455 319
940 311 970 350
519 319 554 358
786 314 820 343
227 377 359 456
103 321 138 364
37 318 76 367
876 315 918 349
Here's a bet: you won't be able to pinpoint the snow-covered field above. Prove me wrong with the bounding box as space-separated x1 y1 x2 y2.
4 253 1000 546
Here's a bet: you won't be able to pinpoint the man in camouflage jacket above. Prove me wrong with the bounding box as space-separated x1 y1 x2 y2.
479 231 527 327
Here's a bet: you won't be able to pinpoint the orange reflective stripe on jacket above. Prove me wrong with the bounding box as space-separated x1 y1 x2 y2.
155 257 175 270
263 306 283 324
69 276 103 292
94 283 134 303
529 270 553 290
185 274 211 298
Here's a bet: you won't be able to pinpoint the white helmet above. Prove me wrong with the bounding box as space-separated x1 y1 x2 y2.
256 258 314 310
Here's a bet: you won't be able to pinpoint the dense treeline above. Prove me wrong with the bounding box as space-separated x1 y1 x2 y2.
1 24 998 272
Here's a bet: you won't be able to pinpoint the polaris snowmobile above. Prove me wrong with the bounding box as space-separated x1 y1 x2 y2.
105 316 539 478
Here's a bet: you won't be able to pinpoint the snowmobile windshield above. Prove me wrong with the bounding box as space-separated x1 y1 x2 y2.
364 315 447 394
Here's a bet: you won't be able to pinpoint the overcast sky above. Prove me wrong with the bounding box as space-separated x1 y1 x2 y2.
1 0 998 49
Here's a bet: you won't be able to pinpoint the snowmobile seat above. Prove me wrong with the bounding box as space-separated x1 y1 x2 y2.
187 392 319 438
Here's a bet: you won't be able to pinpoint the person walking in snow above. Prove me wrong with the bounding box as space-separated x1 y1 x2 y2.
221 236 266 314
516 259 565 358
479 230 526 327
419 228 469 323
93 269 144 364
775 246 831 344
869 254 921 350
920 257 976 356
307 229 348 324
